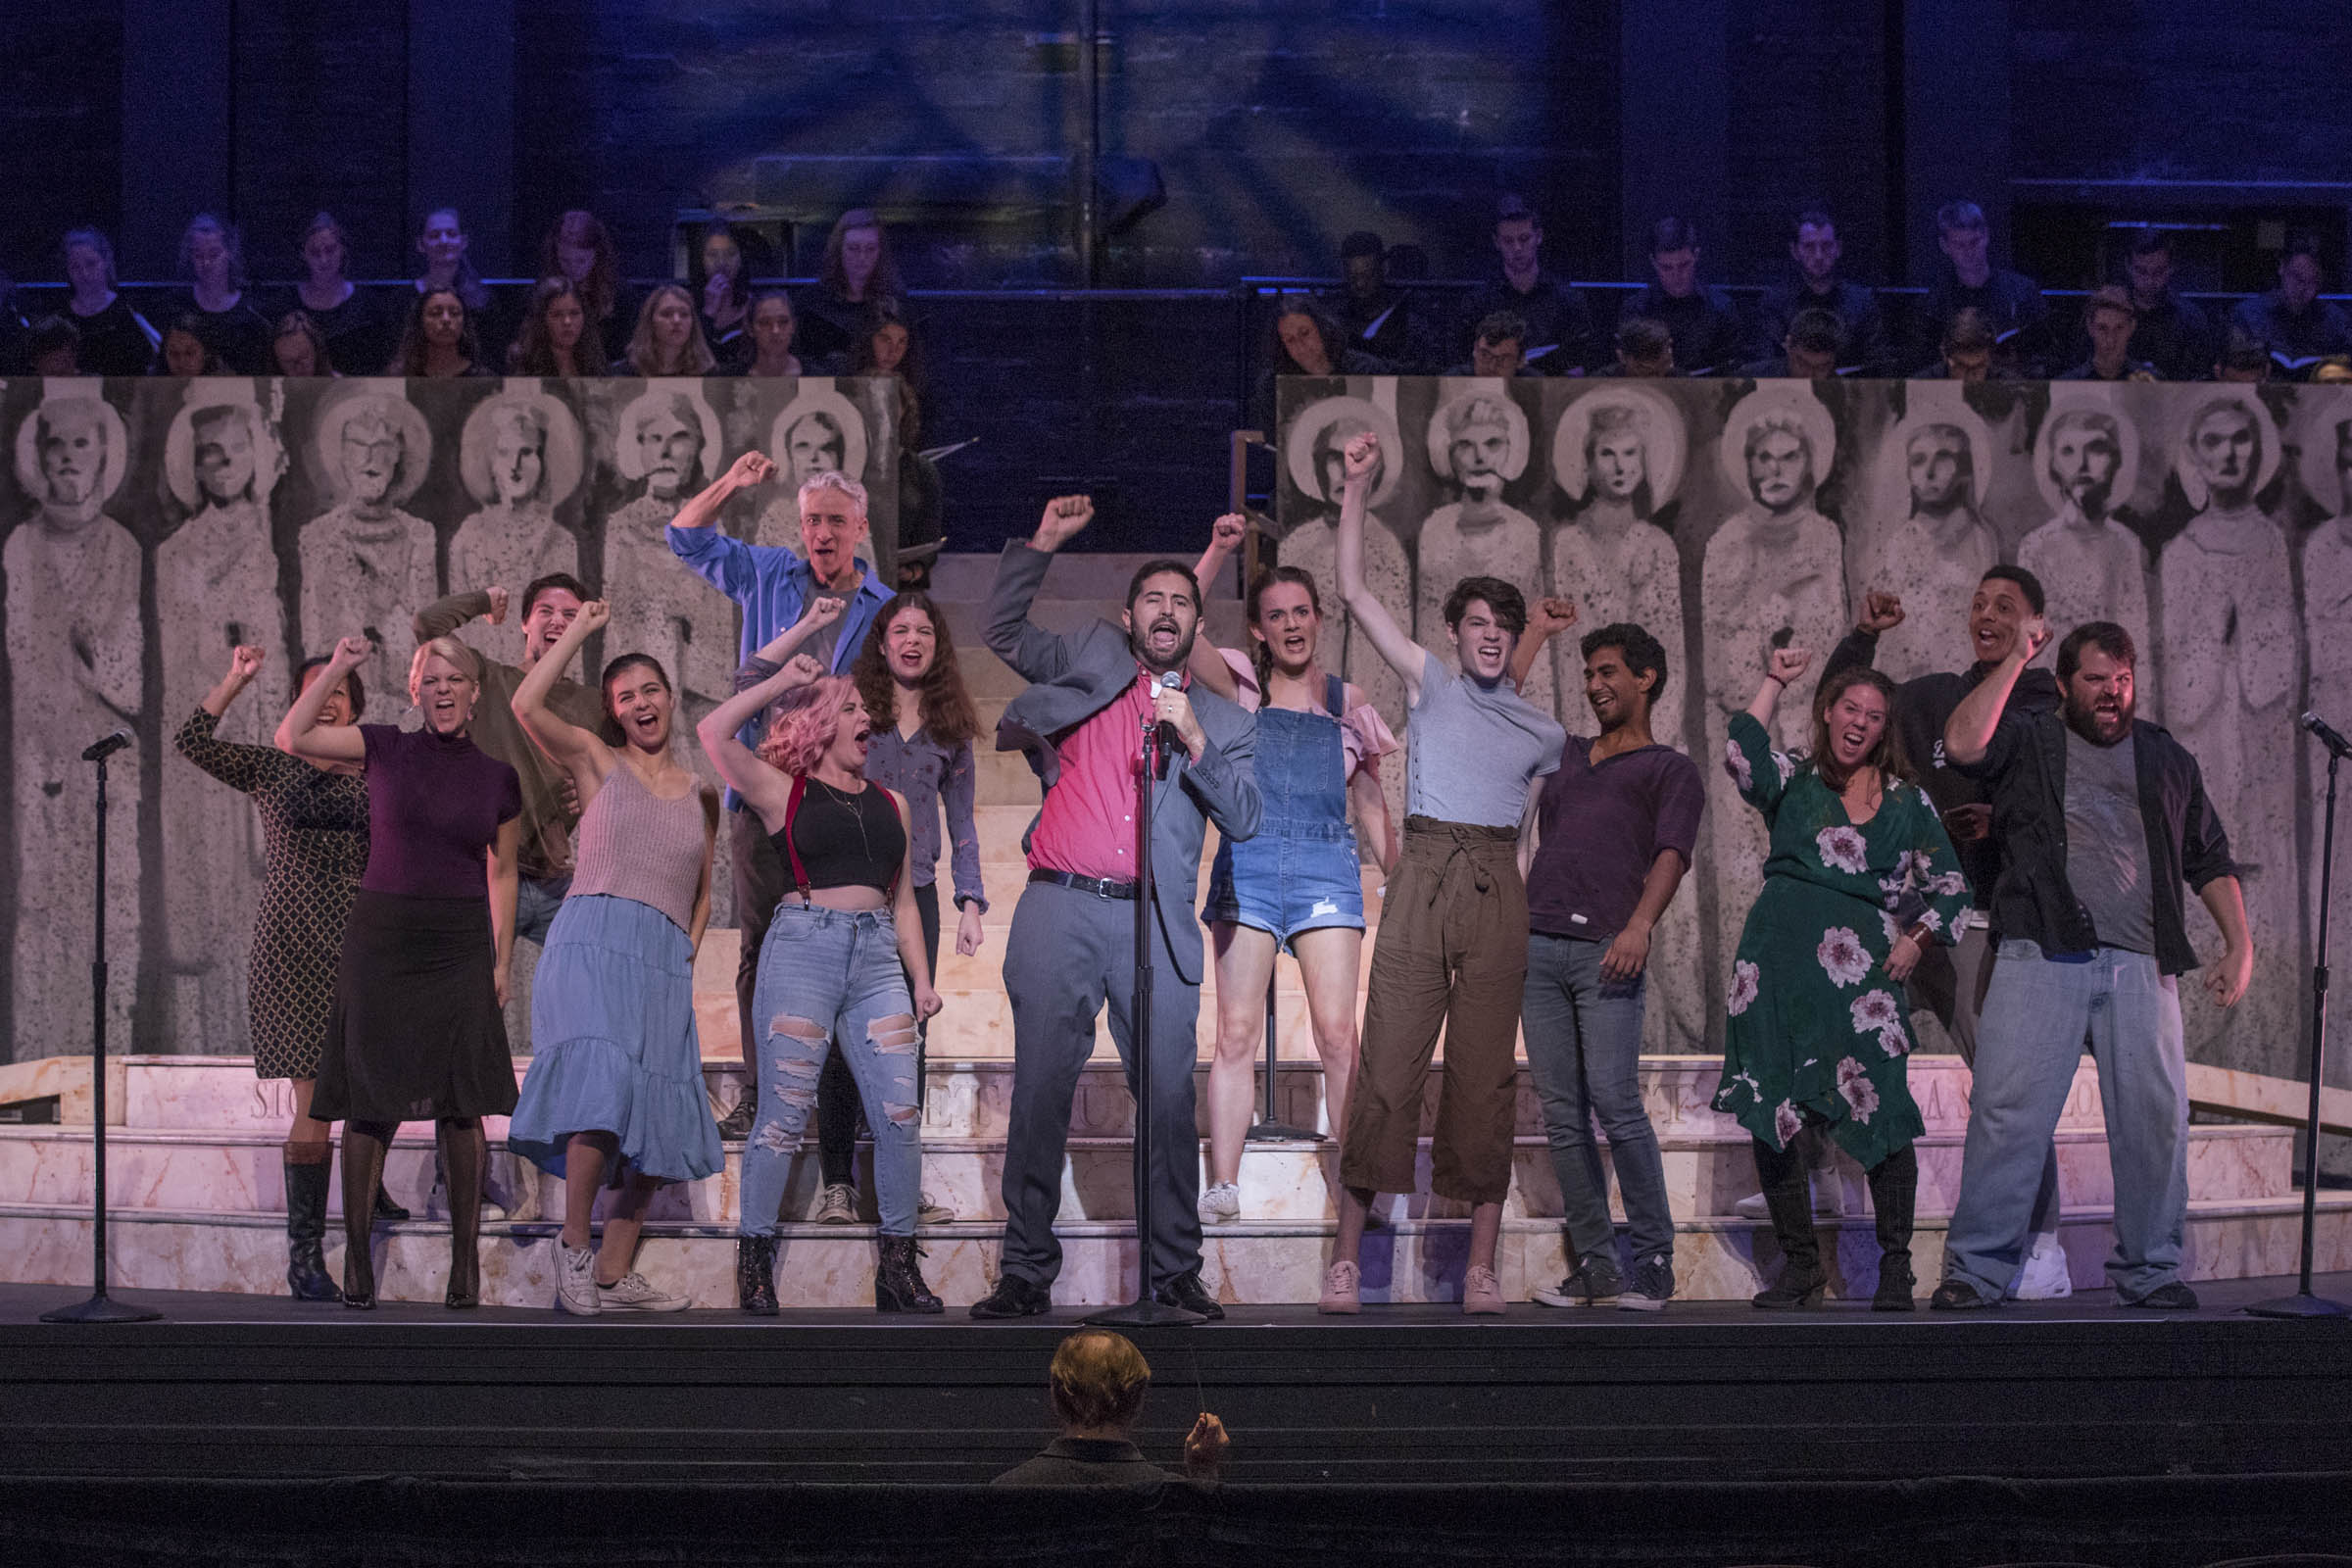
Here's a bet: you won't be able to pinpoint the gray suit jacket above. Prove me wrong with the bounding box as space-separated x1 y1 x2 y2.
987 541 1259 986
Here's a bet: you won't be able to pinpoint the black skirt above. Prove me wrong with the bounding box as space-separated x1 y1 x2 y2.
313 890 517 1123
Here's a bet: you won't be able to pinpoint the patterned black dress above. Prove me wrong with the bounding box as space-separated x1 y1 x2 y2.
173 710 369 1079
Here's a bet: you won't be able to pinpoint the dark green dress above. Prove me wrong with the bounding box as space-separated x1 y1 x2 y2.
1712 712 1971 1168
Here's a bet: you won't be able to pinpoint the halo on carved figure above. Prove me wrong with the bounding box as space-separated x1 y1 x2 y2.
163 381 287 512
2171 384 2281 511
2031 383 2146 517
458 381 584 508
615 381 723 483
13 379 129 506
2289 387 2352 516
308 384 433 506
1425 381 1531 485
768 384 870 490
1877 381 1998 523
1717 382 1838 501
1285 393 1403 512
1551 383 1685 510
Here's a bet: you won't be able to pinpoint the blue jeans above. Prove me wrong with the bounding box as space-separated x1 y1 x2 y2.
1521 933 1673 1266
515 872 572 946
1944 941 2187 1300
739 905 921 1237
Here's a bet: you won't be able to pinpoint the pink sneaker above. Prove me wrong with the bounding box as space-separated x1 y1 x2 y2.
1462 1265 1505 1315
1318 1259 1361 1314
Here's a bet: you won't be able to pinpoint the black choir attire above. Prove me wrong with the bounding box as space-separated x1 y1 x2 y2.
1617 282 1746 374
1458 268 1595 374
1912 266 2049 374
2124 289 2215 383
2230 290 2352 378
292 286 396 377
1323 285 1441 372
2058 357 2158 381
162 291 274 375
1752 274 1895 376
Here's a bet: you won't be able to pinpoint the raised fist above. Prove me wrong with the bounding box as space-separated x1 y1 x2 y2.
225 644 267 684
1034 494 1095 552
1208 513 1249 554
1343 431 1381 482
780 653 825 687
331 634 372 670
1856 590 1904 635
802 595 846 629
574 599 612 635
727 451 778 488
1529 596 1578 639
1767 646 1812 685
2018 614 2052 662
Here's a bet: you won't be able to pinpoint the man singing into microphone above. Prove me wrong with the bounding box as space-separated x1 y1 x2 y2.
971 497 1260 1320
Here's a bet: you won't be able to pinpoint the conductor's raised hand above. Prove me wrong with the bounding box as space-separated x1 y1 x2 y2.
1184 1413 1231 1479
726 451 777 488
1342 431 1380 483
1033 494 1095 553
1767 646 1812 685
1856 590 1904 635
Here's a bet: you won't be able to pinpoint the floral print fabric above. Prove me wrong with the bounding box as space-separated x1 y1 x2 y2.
1711 712 1971 1166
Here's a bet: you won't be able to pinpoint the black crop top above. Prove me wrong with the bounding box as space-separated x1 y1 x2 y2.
773 777 906 894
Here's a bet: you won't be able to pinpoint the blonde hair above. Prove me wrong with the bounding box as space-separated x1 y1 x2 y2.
408 635 483 706
1047 1329 1152 1430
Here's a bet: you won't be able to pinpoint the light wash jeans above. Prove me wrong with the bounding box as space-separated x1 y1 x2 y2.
739 905 922 1237
1943 941 2187 1300
1521 933 1673 1266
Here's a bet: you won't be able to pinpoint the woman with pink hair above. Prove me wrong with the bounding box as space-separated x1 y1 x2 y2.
698 595 944 1316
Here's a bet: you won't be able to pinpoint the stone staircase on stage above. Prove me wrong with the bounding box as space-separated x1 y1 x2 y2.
3 551 2348 1308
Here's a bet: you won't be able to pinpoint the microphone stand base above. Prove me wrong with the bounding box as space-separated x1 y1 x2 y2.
1083 1297 1206 1329
1246 1121 1323 1143
40 1290 163 1325
2243 1291 2351 1319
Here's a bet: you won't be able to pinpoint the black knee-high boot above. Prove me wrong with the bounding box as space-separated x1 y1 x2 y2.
1868 1145 1919 1311
282 1140 341 1302
438 1118 485 1309
1751 1135 1827 1308
339 1123 393 1309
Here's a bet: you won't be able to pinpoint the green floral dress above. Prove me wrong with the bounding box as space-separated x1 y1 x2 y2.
1712 712 1971 1168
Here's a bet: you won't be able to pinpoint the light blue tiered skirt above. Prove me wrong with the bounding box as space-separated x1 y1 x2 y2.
508 894 723 1184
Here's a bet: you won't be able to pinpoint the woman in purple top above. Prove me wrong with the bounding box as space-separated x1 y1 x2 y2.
284 632 524 1310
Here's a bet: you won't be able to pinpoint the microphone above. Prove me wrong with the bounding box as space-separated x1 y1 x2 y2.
2304 711 2352 760
81 730 132 762
1145 669 1183 777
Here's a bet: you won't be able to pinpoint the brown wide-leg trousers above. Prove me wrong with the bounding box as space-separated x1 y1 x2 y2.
1340 816 1528 1206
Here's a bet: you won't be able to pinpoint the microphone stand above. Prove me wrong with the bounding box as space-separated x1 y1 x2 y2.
1247 974 1318 1143
42 742 161 1324
2247 737 2350 1317
1088 701 1203 1328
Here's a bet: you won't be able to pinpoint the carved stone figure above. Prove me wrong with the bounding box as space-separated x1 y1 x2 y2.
447 382 584 596
604 382 729 705
2017 392 2156 711
6 387 142 1059
299 389 437 703
1863 393 2000 684
1415 385 1545 709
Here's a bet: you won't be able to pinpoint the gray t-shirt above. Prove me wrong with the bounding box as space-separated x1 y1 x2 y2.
1405 649 1566 827
2064 726 2155 956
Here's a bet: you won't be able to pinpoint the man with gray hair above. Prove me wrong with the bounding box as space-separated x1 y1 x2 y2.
669 455 897 1150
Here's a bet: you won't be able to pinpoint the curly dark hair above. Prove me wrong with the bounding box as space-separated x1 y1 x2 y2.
852 592 978 751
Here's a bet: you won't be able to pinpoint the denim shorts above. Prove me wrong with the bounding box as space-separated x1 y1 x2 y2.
1201 825 1365 952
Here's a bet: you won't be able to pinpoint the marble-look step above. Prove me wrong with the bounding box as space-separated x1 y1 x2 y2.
0 1121 2292 1229
5 1192 2347 1309
105 1054 2112 1144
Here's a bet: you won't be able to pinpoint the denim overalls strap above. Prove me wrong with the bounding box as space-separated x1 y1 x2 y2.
1253 679 1350 842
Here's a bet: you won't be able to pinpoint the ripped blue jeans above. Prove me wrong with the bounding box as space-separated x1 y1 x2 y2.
739 904 922 1237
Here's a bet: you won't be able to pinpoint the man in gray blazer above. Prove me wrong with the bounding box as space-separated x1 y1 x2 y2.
971 495 1261 1320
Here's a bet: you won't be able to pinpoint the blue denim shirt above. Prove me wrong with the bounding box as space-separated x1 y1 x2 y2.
668 523 895 809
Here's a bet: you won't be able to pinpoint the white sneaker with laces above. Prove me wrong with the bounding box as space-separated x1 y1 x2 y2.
915 1191 956 1226
598 1271 692 1312
812 1182 858 1224
2012 1231 2074 1300
555 1244 600 1316
1198 1181 1241 1225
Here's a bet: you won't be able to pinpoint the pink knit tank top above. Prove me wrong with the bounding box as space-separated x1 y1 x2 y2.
569 762 709 934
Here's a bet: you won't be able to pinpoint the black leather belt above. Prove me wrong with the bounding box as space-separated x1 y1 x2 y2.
1029 868 1139 900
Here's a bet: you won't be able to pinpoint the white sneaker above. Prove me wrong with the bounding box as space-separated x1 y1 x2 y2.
915 1191 956 1226
2011 1232 2074 1300
812 1183 858 1224
555 1244 600 1316
598 1271 692 1312
1198 1181 1241 1225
